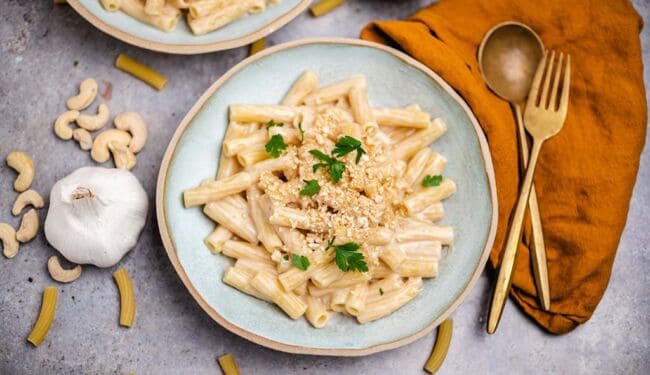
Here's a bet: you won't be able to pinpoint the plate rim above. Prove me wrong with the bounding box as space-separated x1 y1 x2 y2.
67 0 312 55
155 37 498 356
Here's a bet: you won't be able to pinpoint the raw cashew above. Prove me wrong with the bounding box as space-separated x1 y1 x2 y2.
91 129 131 163
72 128 93 150
0 223 19 258
108 141 136 170
12 189 44 216
47 255 82 283
76 103 110 131
16 209 39 243
114 112 148 153
54 110 80 140
66 78 98 110
6 151 34 192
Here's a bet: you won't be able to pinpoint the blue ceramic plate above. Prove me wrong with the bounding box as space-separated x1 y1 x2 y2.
156 38 498 356
68 0 311 54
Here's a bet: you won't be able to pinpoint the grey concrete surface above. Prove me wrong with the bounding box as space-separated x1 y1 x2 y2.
1 0 649 374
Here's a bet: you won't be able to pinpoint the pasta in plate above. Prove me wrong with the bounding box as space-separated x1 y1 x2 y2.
100 0 282 35
183 71 456 327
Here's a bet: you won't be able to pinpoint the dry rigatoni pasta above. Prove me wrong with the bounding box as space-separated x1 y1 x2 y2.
183 72 456 327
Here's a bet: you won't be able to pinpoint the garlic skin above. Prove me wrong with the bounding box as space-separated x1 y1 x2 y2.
44 167 148 268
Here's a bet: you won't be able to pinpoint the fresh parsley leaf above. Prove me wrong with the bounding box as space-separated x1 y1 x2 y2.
332 136 366 164
292 254 310 271
332 136 361 156
265 119 284 129
355 147 366 164
299 179 320 196
329 160 345 182
334 242 368 272
265 134 287 158
379 288 384 296
309 149 332 163
326 237 336 250
313 163 328 172
422 175 443 187
309 149 346 183
283 254 289 261
298 122 304 143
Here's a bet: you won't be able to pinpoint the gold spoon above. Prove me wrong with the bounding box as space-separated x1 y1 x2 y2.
478 22 550 312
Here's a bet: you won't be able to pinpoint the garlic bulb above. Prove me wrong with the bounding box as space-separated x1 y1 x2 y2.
44 167 148 268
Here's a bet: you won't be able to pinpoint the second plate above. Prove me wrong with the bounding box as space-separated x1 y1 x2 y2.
68 0 311 54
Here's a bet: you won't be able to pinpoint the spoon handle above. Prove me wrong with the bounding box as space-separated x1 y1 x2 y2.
487 138 543 334
513 104 550 311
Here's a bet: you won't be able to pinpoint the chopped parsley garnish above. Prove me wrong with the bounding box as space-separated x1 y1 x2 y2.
309 149 346 182
292 254 310 271
265 134 286 158
334 242 368 273
310 149 331 166
298 122 305 143
283 255 289 261
332 136 366 164
329 160 345 182
299 179 320 196
379 288 384 296
265 119 284 129
422 175 443 187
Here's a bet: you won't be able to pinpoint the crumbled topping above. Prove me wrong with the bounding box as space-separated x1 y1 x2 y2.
264 105 408 249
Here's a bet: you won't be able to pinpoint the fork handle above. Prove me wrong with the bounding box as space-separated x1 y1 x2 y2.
487 138 543 334
514 104 550 311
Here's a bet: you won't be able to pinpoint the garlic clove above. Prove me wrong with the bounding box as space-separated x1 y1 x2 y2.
44 167 148 268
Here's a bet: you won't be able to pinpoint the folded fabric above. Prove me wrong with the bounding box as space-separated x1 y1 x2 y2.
362 0 646 333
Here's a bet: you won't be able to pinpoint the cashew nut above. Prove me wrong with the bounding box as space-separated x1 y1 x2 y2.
66 78 98 111
12 189 44 216
0 223 19 258
47 255 82 283
72 128 93 150
6 151 34 192
91 129 131 163
108 141 136 170
77 103 110 131
54 110 80 140
114 112 148 153
16 208 39 243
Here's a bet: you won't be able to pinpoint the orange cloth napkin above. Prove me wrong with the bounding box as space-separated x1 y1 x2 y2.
362 0 646 334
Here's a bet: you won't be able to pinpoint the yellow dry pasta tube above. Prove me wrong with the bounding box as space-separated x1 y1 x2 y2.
27 287 58 347
249 38 266 56
113 267 136 327
115 54 167 91
310 0 345 17
218 353 240 375
424 319 453 374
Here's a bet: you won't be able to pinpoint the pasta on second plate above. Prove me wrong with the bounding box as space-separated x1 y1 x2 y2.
100 0 281 35
183 71 456 327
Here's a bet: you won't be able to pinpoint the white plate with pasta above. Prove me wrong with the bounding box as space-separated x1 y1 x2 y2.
157 38 497 355
67 0 311 54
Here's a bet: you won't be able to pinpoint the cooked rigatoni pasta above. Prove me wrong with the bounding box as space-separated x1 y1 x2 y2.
183 72 456 327
102 0 281 35
118 0 181 32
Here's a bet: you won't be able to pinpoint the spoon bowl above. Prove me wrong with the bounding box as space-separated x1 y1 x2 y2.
478 22 544 103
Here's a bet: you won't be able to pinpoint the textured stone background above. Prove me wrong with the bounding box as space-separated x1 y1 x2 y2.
1 1 649 374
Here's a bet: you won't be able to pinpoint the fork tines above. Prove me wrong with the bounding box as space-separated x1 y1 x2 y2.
527 50 571 115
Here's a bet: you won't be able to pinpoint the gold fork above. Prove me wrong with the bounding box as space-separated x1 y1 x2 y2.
487 50 571 334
